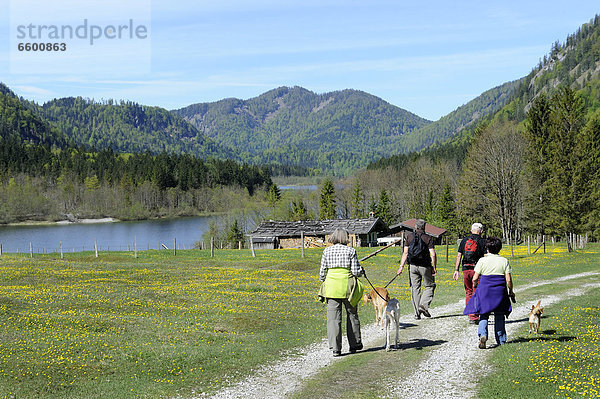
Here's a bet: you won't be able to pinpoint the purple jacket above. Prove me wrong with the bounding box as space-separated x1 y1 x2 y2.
463 274 512 316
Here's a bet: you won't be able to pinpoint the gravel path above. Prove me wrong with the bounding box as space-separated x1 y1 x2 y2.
388 271 600 398
196 271 600 399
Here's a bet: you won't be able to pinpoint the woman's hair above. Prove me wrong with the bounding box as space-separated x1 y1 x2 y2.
328 228 349 245
485 236 502 254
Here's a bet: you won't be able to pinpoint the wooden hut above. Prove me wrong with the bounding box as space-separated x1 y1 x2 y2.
249 218 390 249
387 218 447 245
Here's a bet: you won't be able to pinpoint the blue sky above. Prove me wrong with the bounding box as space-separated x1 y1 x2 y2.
1 1 599 120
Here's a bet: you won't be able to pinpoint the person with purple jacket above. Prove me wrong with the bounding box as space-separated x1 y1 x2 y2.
463 236 515 349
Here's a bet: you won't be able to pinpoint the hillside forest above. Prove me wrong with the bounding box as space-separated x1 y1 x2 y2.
268 16 600 244
2 15 600 246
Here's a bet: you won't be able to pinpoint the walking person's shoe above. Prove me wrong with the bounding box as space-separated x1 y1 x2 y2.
478 336 487 349
469 319 479 325
332 350 341 357
349 343 363 354
414 314 421 320
419 305 431 318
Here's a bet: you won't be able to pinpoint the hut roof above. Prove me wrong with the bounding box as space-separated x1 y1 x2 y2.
249 218 389 238
389 218 447 238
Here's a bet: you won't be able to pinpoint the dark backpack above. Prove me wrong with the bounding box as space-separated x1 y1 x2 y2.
463 237 480 265
408 232 430 265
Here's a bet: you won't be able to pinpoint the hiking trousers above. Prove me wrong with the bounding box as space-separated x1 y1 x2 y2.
326 298 362 353
409 264 436 317
463 269 479 321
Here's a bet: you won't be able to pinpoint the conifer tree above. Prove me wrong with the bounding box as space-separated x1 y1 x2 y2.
319 177 336 220
350 179 365 219
437 183 457 236
575 112 600 238
523 93 552 239
375 188 393 226
289 199 309 221
266 183 281 207
546 86 584 239
226 219 244 248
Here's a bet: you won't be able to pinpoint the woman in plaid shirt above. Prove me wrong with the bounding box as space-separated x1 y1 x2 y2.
318 228 365 357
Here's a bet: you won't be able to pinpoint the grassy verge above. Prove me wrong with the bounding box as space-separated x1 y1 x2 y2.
0 243 597 398
479 282 600 398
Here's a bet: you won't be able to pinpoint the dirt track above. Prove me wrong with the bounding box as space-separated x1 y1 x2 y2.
197 271 600 399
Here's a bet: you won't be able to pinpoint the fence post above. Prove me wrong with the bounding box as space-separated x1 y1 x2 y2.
210 237 214 257
94 238 98 257
60 241 63 259
527 236 530 255
301 231 305 258
238 241 242 250
543 238 546 254
30 242 33 258
0 243 2 256
134 236 137 258
174 238 177 256
250 237 256 258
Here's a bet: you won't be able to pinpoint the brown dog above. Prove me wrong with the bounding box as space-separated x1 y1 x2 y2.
528 300 543 334
363 287 390 327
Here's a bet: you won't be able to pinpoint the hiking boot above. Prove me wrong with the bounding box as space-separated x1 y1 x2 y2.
478 336 487 349
419 306 431 318
332 350 341 357
349 343 363 354
414 314 421 320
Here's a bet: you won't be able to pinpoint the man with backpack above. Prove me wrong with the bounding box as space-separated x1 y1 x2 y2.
397 219 437 320
454 223 487 324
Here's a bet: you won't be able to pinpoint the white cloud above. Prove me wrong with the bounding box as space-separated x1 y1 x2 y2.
11 85 53 96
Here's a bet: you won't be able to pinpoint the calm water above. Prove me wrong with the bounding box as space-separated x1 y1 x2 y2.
0 216 215 253
279 185 318 190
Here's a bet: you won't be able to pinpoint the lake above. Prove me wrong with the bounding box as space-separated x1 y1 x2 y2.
0 216 216 253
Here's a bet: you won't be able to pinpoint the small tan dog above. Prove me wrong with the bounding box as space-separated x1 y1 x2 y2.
528 300 544 334
363 287 389 327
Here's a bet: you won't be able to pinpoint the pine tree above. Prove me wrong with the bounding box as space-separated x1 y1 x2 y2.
375 188 393 226
289 199 309 221
266 183 281 207
523 93 552 239
319 177 336 220
546 86 584 239
226 219 244 248
574 111 600 238
350 179 365 219
437 183 457 236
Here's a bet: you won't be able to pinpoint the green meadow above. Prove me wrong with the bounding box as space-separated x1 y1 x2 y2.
0 243 598 398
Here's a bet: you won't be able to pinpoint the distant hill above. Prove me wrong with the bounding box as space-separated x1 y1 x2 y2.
369 14 600 171
36 97 233 159
0 83 67 147
399 79 523 153
511 15 600 115
173 86 431 175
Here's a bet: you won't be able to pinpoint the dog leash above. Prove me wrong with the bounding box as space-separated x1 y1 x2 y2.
362 273 389 302
383 273 399 289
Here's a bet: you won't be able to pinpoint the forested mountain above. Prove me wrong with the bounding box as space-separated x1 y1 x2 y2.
399 79 523 152
0 83 68 147
173 86 431 175
370 15 600 171
36 97 233 160
360 14 600 243
0 84 272 223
